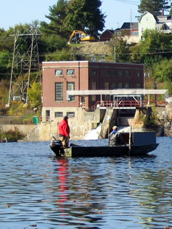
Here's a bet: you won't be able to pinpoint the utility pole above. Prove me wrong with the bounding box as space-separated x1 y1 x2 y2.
8 24 42 106
114 45 116 63
130 9 132 36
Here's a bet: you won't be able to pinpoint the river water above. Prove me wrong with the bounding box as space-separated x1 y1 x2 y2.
0 137 172 229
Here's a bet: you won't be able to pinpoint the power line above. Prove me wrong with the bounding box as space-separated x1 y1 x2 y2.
112 0 140 6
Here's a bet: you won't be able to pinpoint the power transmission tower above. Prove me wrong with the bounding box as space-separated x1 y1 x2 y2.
8 24 42 106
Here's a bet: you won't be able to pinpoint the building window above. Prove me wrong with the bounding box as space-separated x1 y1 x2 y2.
55 69 63 76
136 83 141 88
55 112 63 117
81 96 85 102
91 95 96 101
124 83 130 88
55 82 63 101
46 110 50 121
118 70 123 77
118 82 123 88
112 70 117 77
92 70 96 75
137 71 141 77
125 70 129 77
111 83 116 89
105 70 110 77
67 69 75 75
92 82 96 90
105 82 109 89
67 112 75 118
67 82 75 101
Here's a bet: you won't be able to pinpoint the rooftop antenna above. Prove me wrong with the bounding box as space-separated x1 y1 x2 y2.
130 9 132 35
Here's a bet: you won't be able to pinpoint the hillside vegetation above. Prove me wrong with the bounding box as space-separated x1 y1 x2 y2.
73 42 112 56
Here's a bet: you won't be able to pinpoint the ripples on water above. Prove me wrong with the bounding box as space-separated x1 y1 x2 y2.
1 137 172 229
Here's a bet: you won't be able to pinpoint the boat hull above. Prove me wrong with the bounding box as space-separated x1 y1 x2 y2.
50 143 159 157
50 131 159 157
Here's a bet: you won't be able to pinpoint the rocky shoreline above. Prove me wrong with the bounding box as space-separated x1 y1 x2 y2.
146 104 172 137
156 104 172 136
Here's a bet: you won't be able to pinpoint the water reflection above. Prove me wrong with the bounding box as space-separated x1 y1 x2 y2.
52 157 105 227
1 138 172 228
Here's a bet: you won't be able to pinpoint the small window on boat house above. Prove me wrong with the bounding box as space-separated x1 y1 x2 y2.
67 69 75 75
55 69 63 76
136 71 141 77
105 70 110 77
67 82 75 101
55 82 63 101
92 69 96 75
111 83 116 89
112 70 117 77
66 112 75 118
118 70 123 77
55 112 63 118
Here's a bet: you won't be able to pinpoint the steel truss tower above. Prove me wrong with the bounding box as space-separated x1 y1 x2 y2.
8 26 42 105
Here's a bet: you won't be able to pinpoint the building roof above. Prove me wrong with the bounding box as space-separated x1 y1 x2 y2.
102 29 115 34
139 11 172 23
67 89 168 98
121 22 138 30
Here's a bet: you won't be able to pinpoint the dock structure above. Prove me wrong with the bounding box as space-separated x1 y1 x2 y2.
67 89 169 109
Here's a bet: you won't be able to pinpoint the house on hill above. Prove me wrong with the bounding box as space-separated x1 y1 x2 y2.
120 22 138 36
120 22 139 44
100 23 139 43
139 11 172 40
99 29 115 41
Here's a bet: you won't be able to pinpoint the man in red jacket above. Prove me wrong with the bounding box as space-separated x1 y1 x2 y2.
58 116 70 148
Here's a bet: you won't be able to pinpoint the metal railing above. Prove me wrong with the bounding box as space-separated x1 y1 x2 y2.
91 100 167 110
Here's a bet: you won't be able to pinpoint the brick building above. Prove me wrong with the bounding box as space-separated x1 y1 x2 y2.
42 61 144 121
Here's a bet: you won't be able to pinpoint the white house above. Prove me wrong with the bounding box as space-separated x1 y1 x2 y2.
139 11 172 40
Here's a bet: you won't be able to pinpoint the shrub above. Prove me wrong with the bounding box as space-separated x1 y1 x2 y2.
140 106 159 128
0 127 25 142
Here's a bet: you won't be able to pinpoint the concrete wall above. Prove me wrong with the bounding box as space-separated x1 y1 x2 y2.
0 108 137 141
0 108 104 142
0 125 36 136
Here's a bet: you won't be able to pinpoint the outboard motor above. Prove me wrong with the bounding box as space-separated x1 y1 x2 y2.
50 139 64 156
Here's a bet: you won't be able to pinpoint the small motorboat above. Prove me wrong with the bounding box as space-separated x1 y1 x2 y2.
50 132 159 157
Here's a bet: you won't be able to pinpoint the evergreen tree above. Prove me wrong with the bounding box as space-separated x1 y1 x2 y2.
138 0 171 13
65 0 105 37
40 0 69 38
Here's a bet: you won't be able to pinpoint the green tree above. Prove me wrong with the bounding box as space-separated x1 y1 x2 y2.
0 50 12 80
40 0 69 38
111 36 130 62
138 0 171 13
45 48 74 61
39 35 66 54
163 81 172 95
130 29 172 63
0 29 13 53
65 0 105 37
152 59 172 82
28 82 42 110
